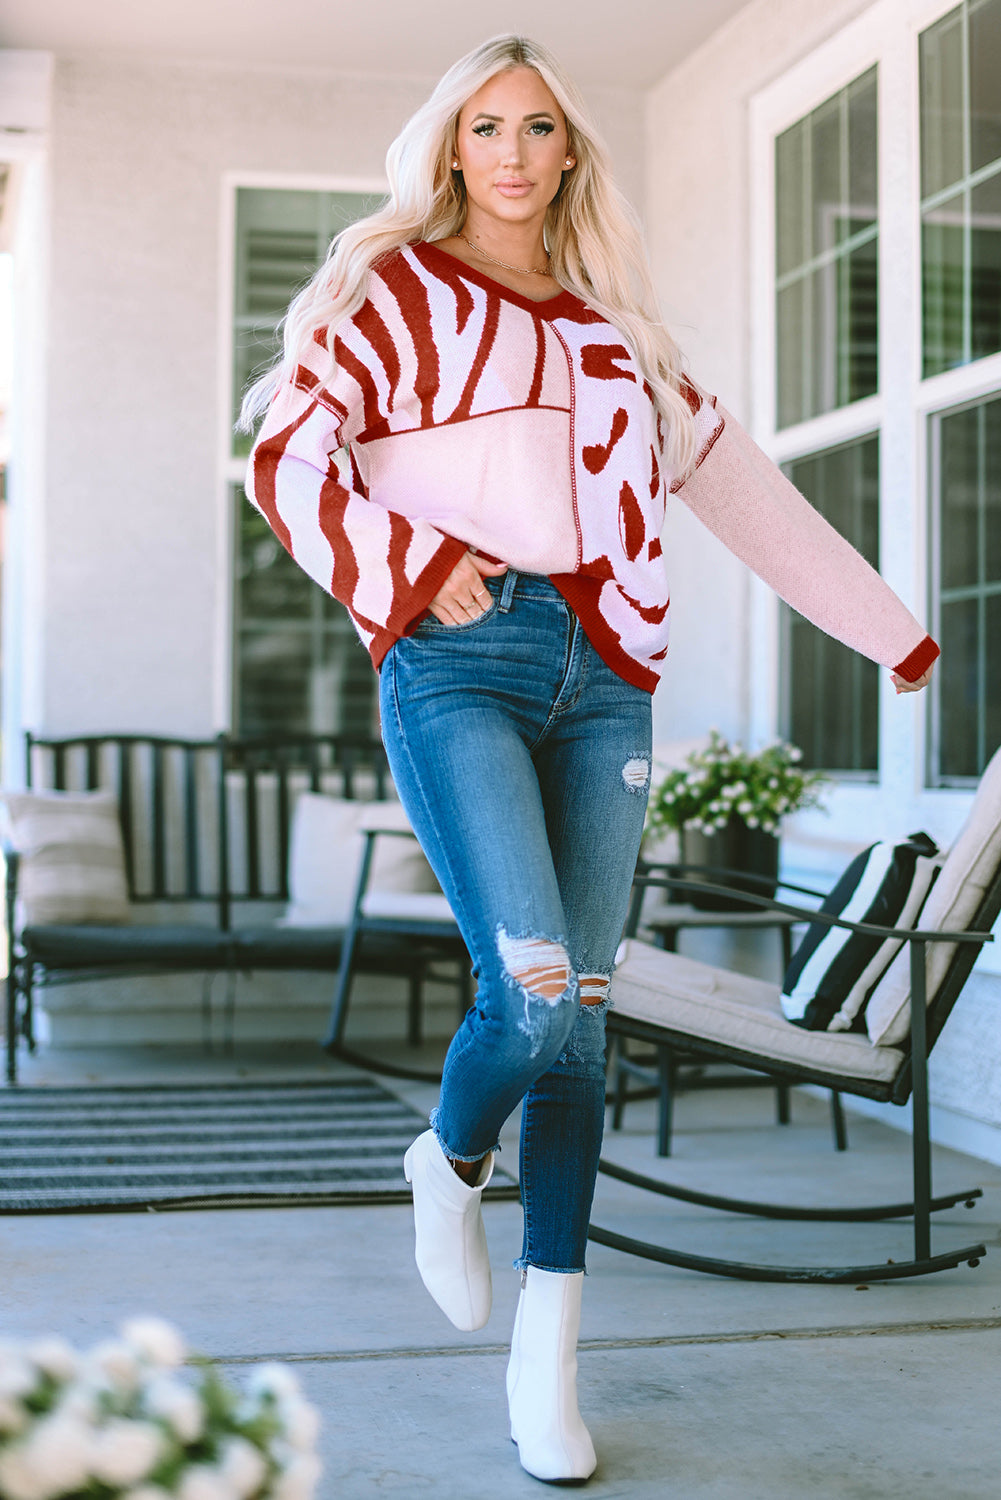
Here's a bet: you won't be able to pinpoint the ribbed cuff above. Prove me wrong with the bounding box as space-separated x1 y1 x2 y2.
893 635 940 682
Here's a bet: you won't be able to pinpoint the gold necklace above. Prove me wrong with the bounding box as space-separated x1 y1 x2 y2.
459 234 550 277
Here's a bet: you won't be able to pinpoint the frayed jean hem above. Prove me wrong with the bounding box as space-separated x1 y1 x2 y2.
429 1106 502 1162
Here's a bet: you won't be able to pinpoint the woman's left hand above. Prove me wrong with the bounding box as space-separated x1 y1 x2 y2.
892 665 935 694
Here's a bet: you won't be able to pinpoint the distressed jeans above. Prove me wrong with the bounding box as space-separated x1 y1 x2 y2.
379 572 652 1273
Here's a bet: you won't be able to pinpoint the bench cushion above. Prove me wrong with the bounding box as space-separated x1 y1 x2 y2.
612 939 904 1087
23 923 234 969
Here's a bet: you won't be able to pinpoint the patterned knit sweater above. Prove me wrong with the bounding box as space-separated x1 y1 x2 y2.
247 241 938 692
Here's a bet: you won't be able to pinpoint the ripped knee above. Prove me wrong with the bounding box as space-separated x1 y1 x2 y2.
496 928 572 1003
579 973 610 1007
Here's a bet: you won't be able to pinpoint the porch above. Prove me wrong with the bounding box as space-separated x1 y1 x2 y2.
5 1034 1000 1500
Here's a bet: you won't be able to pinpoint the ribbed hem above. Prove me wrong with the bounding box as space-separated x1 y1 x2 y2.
893 635 940 683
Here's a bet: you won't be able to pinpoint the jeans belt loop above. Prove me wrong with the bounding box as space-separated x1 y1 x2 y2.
499 569 519 613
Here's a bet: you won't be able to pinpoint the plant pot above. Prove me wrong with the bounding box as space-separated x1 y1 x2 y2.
680 817 780 912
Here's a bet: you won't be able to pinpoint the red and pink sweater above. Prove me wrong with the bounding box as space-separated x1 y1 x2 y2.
247 241 938 692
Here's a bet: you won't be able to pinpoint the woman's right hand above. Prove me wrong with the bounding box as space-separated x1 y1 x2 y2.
428 551 508 625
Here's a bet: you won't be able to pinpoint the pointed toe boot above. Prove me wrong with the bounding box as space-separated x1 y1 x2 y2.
403 1129 493 1331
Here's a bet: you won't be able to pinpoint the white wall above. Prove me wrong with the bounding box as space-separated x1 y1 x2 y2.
33 53 646 741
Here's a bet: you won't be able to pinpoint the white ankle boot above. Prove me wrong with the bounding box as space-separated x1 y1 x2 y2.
507 1267 597 1483
402 1130 494 1331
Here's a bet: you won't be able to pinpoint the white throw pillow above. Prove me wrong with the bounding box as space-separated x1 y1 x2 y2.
1 788 131 926
866 745 1001 1046
281 794 441 928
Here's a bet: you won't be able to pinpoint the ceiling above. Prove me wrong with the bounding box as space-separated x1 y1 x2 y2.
0 0 752 90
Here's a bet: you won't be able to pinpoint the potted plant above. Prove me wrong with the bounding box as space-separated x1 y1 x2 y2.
644 731 827 910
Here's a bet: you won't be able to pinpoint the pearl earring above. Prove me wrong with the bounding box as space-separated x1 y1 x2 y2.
451 159 460 170
565 158 573 168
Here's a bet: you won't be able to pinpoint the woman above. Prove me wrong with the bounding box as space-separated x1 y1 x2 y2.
243 35 936 1484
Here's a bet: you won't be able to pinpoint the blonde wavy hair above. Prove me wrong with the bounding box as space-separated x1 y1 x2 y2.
240 34 696 475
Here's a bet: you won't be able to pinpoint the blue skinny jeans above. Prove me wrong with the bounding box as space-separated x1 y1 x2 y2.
379 572 652 1273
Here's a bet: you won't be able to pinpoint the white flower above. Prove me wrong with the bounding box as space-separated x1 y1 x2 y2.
272 1453 322 1500
737 800 753 816
86 1340 142 1392
56 1384 101 1424
789 746 803 761
90 1418 164 1487
27 1337 78 1385
746 816 759 828
247 1363 302 1404
17 1412 94 1496
177 1463 239 1500
279 1397 321 1452
121 1318 186 1370
0 1351 38 1400
217 1436 267 1497
143 1374 204 1443
0 1394 28 1436
0 1443 49 1500
123 1488 174 1500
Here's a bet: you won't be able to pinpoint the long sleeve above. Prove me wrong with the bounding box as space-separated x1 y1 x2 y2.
246 330 467 668
673 400 939 683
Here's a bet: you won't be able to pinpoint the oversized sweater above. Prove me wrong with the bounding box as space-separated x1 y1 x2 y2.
247 241 938 692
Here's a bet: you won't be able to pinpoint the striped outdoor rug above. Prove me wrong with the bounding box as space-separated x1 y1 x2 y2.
0 1079 520 1214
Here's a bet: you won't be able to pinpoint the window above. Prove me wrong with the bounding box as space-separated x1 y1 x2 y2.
929 392 1001 782
771 67 880 772
920 0 1001 376
775 67 878 429
921 0 1001 783
781 437 880 774
228 185 383 737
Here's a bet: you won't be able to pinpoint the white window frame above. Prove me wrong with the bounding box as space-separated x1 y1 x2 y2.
748 0 1001 922
214 171 387 733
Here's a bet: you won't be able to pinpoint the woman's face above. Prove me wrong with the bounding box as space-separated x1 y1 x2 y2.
453 67 574 232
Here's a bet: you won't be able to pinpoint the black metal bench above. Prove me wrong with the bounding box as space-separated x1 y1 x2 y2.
3 732 468 1084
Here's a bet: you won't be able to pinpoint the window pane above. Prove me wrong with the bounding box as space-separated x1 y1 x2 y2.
919 6 965 198
777 279 809 428
847 75 878 235
970 0 1001 174
237 503 313 620
811 95 843 256
922 191 966 376
987 394 1001 581
971 168 1001 362
775 122 806 277
237 628 315 737
938 598 981 777
781 436 880 774
932 393 1001 783
920 1 1001 373
939 405 981 590
775 68 877 429
845 238 879 403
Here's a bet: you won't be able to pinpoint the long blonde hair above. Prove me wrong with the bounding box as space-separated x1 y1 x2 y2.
240 34 696 475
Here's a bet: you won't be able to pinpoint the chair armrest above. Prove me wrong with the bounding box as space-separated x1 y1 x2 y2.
635 858 828 903
632 866 992 948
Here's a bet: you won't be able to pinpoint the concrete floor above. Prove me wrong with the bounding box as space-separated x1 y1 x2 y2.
4 1038 1001 1499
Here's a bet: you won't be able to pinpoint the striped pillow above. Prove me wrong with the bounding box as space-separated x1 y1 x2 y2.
2 789 131 927
781 834 940 1033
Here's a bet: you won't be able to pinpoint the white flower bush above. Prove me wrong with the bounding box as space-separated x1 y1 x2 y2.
0 1321 321 1500
646 730 827 841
